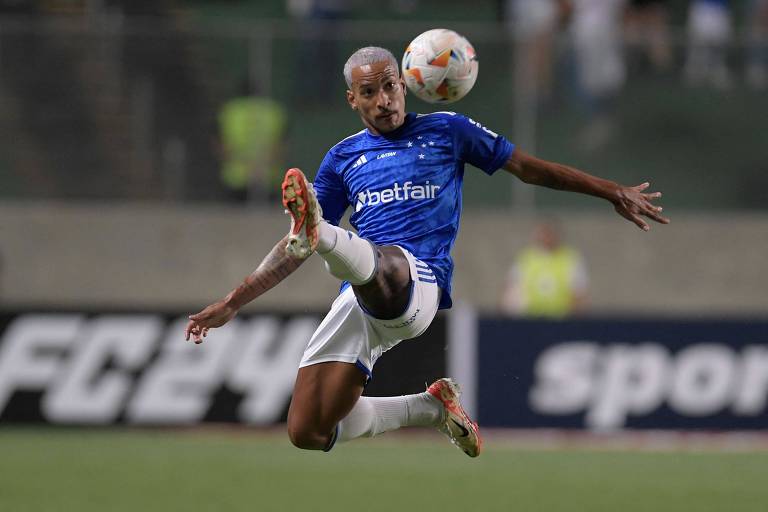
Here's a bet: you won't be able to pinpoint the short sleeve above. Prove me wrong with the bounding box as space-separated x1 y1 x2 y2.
312 151 348 226
448 114 515 175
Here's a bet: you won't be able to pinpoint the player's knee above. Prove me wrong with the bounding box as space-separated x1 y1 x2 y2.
287 426 329 451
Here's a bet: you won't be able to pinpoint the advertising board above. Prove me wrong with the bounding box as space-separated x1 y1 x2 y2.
477 318 768 429
0 312 447 425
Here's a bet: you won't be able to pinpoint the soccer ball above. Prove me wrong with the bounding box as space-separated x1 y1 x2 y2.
401 28 479 104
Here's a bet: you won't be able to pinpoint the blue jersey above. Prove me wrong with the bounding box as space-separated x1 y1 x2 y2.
313 111 515 309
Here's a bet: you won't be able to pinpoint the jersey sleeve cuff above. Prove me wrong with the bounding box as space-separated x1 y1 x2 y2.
482 139 515 176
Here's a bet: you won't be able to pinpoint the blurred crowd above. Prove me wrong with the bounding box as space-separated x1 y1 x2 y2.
0 0 764 205
218 0 767 200
284 0 768 96
503 0 768 149
506 0 768 92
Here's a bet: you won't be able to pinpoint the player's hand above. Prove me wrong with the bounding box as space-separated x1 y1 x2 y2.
612 182 669 231
184 301 238 344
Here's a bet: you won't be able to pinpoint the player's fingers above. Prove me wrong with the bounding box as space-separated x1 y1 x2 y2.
184 321 197 341
636 182 650 192
642 201 667 220
630 212 650 231
202 327 209 338
645 191 662 199
647 204 664 215
645 210 671 224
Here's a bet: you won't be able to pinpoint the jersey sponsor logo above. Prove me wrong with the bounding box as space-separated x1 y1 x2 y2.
376 151 397 160
351 154 368 168
355 180 441 212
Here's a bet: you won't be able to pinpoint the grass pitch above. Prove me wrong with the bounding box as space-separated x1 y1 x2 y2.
1 427 766 512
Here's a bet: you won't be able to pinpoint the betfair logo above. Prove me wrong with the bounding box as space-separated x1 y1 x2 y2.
355 181 440 212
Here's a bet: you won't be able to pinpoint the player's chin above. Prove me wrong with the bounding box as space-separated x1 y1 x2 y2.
375 112 403 133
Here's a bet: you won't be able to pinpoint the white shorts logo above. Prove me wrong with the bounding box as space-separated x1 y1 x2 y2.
355 181 440 212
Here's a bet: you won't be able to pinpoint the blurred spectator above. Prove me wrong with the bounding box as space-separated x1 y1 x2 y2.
745 0 768 89
499 221 589 318
287 0 350 17
624 0 673 72
683 0 733 89
288 0 353 103
567 0 628 151
389 0 418 15
505 0 568 103
218 80 287 203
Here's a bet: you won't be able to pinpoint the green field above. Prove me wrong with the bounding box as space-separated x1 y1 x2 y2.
1 428 766 512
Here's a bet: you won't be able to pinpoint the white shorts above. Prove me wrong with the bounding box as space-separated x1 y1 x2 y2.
299 247 440 380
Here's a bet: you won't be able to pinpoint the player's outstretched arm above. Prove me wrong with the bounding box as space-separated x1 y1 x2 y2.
503 149 670 231
184 234 305 344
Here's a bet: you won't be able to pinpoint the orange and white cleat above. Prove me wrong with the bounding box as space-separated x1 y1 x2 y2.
282 168 323 259
427 378 482 457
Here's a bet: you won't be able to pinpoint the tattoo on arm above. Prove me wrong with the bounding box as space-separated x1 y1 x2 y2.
224 235 305 309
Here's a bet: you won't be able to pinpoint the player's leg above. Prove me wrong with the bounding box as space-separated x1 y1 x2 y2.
286 361 365 450
282 168 411 318
350 245 411 320
316 227 412 318
291 263 481 456
283 168 481 456
297 371 481 458
287 360 446 451
288 284 441 450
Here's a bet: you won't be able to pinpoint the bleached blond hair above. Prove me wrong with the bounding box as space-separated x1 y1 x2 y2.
343 47 399 88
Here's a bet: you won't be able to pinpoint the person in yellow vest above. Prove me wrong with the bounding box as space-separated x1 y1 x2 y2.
500 221 588 317
218 80 287 203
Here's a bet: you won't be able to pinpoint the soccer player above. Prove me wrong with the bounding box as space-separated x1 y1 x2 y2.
185 47 668 457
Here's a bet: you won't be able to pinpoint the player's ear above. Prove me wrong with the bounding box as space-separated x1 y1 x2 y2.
346 89 357 110
400 77 407 96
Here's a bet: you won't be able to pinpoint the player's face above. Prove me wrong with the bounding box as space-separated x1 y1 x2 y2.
346 61 407 135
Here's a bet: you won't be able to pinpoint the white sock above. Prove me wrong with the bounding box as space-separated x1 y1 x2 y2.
315 222 377 285
316 221 338 253
337 392 444 443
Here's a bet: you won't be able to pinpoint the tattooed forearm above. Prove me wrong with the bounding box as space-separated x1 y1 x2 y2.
224 235 305 309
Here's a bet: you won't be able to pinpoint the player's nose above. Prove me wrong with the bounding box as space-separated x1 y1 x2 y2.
377 89 391 108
